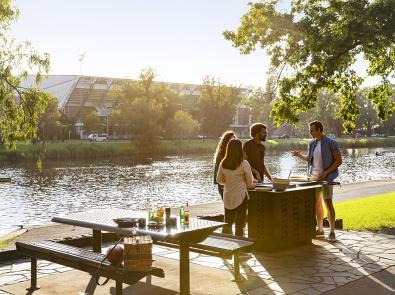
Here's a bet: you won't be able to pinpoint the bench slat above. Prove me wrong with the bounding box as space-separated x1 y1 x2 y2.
16 241 165 285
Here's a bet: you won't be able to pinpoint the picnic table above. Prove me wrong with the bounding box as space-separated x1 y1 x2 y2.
52 208 225 295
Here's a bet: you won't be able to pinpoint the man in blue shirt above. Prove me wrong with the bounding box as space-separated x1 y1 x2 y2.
292 121 342 242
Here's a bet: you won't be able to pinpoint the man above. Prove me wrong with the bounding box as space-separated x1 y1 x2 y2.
292 121 342 242
243 123 272 182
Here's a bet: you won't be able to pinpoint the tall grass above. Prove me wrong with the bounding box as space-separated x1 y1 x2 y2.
0 137 393 162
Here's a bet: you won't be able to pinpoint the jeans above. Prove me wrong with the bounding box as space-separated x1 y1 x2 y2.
223 196 248 237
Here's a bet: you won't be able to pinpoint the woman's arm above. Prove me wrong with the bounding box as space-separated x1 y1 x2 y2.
216 165 226 185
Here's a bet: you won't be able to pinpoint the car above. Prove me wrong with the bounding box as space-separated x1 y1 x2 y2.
327 133 336 139
279 134 290 139
88 133 108 142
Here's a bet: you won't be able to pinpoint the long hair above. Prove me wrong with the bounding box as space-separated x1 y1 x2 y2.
221 139 243 170
214 130 235 164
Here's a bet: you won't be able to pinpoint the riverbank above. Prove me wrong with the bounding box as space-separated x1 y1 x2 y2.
1 137 394 162
1 179 394 249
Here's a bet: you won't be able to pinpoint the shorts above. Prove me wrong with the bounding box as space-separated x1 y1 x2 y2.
317 185 333 200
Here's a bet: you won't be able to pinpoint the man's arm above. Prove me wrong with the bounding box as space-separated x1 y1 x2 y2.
321 151 342 180
291 150 308 162
243 143 262 182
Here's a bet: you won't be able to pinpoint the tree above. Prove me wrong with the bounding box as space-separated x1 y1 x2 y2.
198 76 245 137
166 110 200 142
128 97 163 144
224 0 395 133
37 95 61 142
83 111 101 133
355 90 379 136
0 0 51 147
110 68 180 142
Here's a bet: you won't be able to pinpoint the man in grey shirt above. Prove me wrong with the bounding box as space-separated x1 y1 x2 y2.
292 120 342 242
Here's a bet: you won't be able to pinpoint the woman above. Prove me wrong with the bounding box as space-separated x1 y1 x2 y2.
213 131 236 200
217 138 256 236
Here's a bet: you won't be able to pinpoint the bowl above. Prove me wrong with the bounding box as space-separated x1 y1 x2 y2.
272 178 290 191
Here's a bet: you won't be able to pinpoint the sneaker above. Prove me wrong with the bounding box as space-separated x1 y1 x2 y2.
315 229 324 238
328 232 336 242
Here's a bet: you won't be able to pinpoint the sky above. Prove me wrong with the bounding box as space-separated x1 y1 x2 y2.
11 0 380 88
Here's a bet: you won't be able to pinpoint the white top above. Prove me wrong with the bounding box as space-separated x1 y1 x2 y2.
217 160 254 210
312 141 324 177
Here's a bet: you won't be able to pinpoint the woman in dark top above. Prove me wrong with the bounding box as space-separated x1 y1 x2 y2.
214 130 235 199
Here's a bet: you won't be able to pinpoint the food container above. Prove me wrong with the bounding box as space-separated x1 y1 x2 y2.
113 218 139 228
272 178 290 191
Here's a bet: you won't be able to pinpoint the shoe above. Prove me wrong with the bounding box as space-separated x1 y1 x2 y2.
328 232 336 242
315 229 324 238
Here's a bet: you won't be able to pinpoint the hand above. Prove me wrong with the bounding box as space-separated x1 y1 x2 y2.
254 171 262 182
291 150 300 157
319 171 328 181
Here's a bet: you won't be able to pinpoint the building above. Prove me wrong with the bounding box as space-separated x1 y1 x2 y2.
21 75 250 138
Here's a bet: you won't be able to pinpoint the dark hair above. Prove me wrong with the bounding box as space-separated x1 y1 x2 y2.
214 130 235 164
309 120 324 133
221 139 243 170
250 123 267 138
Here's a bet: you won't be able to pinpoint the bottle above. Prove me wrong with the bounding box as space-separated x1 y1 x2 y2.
148 209 154 222
184 207 190 224
179 206 185 224
165 207 171 227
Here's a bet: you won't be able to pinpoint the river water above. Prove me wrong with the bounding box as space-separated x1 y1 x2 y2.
0 147 394 236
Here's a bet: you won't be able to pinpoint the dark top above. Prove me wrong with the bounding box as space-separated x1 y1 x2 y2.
307 135 340 182
243 139 265 181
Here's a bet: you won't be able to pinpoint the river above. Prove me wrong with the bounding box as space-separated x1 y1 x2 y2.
0 147 394 236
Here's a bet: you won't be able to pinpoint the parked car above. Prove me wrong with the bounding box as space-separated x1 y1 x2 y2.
279 134 290 139
327 134 336 139
88 133 108 142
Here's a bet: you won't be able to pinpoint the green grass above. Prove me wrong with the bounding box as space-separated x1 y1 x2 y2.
0 237 16 250
0 137 394 162
333 192 395 231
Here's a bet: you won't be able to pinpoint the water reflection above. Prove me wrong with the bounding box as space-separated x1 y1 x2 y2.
0 148 394 236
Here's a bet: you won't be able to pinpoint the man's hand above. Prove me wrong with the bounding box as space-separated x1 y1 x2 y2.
253 171 262 182
319 171 328 181
291 150 300 157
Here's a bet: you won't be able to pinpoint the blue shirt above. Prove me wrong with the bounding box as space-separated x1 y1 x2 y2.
307 135 340 182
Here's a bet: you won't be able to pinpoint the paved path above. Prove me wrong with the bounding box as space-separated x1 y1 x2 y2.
1 229 395 294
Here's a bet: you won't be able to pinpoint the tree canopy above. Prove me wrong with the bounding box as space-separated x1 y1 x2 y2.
0 0 51 146
224 0 395 133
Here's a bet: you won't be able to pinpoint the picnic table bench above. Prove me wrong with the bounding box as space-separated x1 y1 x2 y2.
16 240 165 295
156 232 255 280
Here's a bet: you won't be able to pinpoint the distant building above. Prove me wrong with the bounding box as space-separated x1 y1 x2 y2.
21 75 251 138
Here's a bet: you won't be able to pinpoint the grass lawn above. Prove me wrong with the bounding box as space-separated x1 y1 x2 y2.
0 237 16 251
333 192 395 231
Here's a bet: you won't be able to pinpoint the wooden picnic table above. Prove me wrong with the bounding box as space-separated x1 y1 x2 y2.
52 208 225 295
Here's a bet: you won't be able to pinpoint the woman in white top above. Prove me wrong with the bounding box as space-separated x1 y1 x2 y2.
217 139 256 236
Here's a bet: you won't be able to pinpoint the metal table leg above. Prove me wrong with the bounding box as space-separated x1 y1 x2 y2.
179 241 190 295
92 229 102 253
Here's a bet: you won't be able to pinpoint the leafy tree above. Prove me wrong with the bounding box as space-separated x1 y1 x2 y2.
83 111 101 133
128 97 163 144
110 68 180 142
0 0 51 147
198 76 245 137
37 95 61 142
166 110 200 142
224 0 395 133
355 90 379 136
